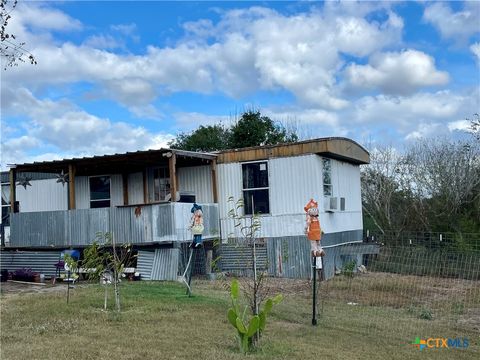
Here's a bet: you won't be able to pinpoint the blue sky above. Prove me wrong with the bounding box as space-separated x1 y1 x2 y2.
1 1 479 168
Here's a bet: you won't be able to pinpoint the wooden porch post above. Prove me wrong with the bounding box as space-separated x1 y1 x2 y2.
122 173 129 205
169 153 177 202
211 159 218 203
68 164 76 210
9 168 17 213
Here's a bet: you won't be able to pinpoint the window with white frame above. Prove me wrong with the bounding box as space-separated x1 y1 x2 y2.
153 167 170 201
322 158 332 196
89 176 111 208
242 161 269 215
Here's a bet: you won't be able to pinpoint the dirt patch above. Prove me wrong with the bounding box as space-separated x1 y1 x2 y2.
0 281 72 298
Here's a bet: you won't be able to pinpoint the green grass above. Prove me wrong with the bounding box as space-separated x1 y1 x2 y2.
1 278 479 360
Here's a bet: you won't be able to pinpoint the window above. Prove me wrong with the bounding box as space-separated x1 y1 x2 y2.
90 176 110 208
153 167 170 201
242 162 269 215
1 184 10 226
322 158 332 196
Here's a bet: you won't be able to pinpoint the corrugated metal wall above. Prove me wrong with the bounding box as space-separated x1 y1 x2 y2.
136 248 179 281
75 176 90 209
0 250 62 277
10 203 219 247
128 172 144 204
16 179 68 212
178 165 214 203
110 174 123 207
217 154 364 239
219 240 268 276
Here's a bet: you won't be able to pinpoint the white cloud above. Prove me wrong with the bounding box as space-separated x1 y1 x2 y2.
83 35 123 50
471 42 480 64
345 50 449 95
0 88 174 166
423 2 480 40
447 120 473 133
405 122 442 140
1 4 404 112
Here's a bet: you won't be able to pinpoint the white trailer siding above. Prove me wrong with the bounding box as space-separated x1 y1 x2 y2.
16 179 68 212
217 154 363 240
177 165 213 203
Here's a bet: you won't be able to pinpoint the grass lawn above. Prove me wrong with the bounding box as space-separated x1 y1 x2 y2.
1 276 479 360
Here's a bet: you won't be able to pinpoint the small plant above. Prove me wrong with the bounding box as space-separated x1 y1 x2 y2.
227 279 283 354
82 232 135 312
419 307 433 320
11 268 37 282
342 260 357 278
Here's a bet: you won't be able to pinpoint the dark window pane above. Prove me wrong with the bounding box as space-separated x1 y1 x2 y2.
1 206 10 226
90 176 110 201
242 162 268 189
243 189 269 215
90 200 111 208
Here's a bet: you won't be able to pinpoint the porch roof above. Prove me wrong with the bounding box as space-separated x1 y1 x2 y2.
11 148 217 175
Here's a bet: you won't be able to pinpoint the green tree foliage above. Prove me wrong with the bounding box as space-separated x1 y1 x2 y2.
169 124 231 152
168 110 298 152
229 110 298 149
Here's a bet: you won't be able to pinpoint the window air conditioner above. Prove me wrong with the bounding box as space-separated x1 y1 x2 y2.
324 197 338 213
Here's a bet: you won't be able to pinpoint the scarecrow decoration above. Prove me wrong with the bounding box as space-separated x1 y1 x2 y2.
304 199 325 257
189 203 204 248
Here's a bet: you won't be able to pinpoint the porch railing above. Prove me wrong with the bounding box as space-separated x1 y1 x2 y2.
9 203 219 247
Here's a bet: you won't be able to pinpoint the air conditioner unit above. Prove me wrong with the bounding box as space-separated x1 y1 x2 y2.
324 197 338 213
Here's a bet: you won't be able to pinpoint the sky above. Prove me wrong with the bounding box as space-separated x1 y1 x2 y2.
1 0 479 169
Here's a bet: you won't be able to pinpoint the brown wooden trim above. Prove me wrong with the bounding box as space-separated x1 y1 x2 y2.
9 169 16 213
169 153 177 202
216 138 370 165
122 173 129 205
68 164 76 210
143 169 148 204
211 159 218 203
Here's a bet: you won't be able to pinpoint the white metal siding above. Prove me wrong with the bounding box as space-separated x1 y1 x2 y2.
16 179 68 212
128 172 144 204
217 154 363 239
177 165 213 203
75 176 90 209
75 174 124 209
111 174 123 206
269 154 323 216
216 162 243 220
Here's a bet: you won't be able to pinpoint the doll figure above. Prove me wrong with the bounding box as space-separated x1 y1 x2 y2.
190 203 204 248
304 199 325 257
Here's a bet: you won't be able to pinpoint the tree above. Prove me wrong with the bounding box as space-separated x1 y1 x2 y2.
1 0 36 70
168 110 298 152
468 113 480 141
229 110 298 149
169 124 231 152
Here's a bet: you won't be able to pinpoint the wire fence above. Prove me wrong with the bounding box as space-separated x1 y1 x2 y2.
186 231 480 346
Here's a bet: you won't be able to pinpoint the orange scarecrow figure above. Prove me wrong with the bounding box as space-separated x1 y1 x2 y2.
304 199 325 257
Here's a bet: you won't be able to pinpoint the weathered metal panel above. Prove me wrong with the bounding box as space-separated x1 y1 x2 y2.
110 174 124 207
10 203 218 247
0 250 62 277
219 240 268 276
136 250 154 280
267 236 311 279
177 165 213 203
75 176 90 209
151 248 179 280
127 172 144 204
15 179 68 212
172 203 219 241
